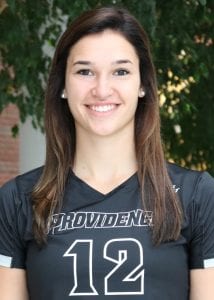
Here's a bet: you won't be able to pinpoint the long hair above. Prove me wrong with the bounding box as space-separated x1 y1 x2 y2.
32 7 182 245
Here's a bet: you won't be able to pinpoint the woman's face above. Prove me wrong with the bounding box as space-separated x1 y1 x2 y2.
64 29 142 139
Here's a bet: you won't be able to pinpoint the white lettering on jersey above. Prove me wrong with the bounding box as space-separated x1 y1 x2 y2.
63 240 98 296
50 209 153 235
104 238 144 295
64 238 144 296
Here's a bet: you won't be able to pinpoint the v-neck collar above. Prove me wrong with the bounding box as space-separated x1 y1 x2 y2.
69 170 139 198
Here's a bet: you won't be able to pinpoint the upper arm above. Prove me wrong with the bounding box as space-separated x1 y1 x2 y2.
0 267 29 300
190 268 214 300
0 180 29 299
188 172 214 299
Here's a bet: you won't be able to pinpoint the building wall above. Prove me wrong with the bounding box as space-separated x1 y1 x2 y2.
19 118 45 174
0 104 45 187
0 104 19 186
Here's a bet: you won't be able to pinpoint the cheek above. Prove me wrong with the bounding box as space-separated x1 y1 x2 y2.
65 78 91 102
119 76 141 98
66 89 86 120
66 99 74 117
122 85 140 104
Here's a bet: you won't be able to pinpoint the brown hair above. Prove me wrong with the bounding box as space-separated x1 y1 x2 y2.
32 7 182 245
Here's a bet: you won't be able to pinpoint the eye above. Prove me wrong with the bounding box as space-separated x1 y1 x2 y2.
76 69 94 76
114 69 130 76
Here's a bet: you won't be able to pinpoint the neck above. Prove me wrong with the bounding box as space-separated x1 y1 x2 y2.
73 130 137 182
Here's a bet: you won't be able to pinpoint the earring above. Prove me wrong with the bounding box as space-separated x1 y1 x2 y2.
139 89 145 98
61 90 67 99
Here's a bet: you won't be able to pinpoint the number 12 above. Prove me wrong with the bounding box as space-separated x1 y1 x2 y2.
64 238 144 296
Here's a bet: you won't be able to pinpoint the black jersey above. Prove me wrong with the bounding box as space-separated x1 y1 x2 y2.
0 163 214 299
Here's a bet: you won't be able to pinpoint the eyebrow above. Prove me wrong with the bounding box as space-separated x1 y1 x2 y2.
72 59 133 66
72 60 92 66
113 59 133 65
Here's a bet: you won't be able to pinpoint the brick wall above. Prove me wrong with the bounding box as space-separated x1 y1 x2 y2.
0 104 19 186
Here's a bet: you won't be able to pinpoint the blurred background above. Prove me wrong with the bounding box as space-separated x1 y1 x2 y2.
0 0 213 185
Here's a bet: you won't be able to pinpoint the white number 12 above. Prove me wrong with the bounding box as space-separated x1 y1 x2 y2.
64 238 144 296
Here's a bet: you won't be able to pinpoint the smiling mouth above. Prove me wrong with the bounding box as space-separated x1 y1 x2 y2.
88 104 117 112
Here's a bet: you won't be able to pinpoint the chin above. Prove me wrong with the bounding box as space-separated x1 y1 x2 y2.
89 127 118 137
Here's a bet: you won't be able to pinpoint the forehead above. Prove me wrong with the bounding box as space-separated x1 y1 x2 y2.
67 30 139 64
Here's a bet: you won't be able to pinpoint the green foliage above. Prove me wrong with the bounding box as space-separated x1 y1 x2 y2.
0 0 213 174
0 0 49 128
154 0 214 173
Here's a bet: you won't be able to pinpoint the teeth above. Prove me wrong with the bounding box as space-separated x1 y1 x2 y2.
90 104 115 112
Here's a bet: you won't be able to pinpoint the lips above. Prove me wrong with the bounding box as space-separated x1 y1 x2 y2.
87 104 117 112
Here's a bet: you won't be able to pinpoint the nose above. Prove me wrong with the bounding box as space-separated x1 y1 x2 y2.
91 75 113 100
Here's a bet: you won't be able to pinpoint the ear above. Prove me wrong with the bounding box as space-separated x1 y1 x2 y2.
138 88 145 98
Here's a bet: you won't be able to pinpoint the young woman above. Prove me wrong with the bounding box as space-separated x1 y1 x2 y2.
0 6 214 300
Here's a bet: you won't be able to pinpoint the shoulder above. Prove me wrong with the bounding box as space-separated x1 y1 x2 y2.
167 162 203 185
168 164 214 269
0 167 43 207
0 169 43 268
167 162 214 200
167 161 214 187
0 167 43 239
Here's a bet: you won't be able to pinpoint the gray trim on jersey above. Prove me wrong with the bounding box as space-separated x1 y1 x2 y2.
0 254 12 267
204 258 214 268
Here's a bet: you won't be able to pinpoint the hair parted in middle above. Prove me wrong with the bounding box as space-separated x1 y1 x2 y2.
32 6 182 245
